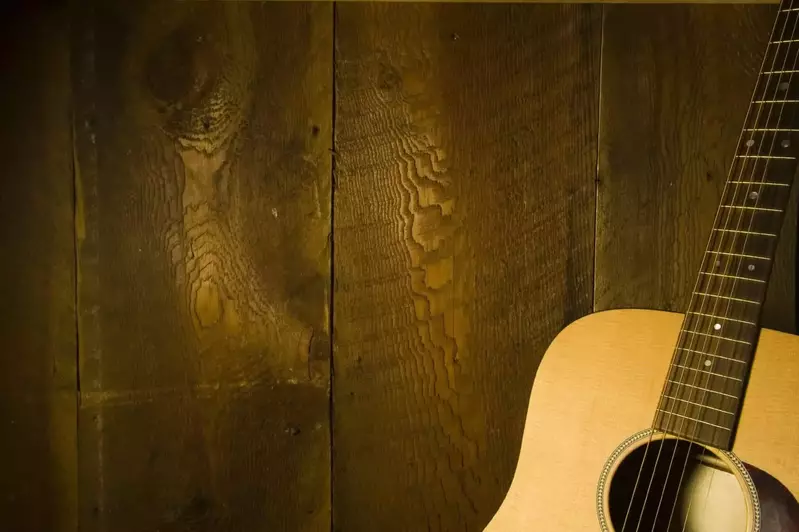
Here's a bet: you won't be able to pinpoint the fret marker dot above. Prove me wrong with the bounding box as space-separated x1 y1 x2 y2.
783 139 791 148
746 139 755 147
779 81 790 91
714 323 722 331
715 260 721 268
749 191 759 200
704 360 712 367
748 264 755 272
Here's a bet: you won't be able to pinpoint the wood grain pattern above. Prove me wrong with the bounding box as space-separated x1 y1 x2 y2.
0 3 76 531
486 309 799 530
333 4 600 530
73 2 332 530
596 5 798 334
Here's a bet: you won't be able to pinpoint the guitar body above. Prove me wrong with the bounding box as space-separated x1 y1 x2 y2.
485 309 799 531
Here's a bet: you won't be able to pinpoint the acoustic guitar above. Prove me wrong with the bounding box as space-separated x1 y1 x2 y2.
485 3 799 532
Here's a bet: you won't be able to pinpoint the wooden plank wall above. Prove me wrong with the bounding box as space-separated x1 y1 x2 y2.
333 4 600 531
0 3 77 532
73 2 332 531
0 3 796 532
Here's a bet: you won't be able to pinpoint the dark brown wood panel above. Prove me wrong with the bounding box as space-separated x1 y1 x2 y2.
597 5 798 334
333 5 600 531
0 4 76 532
74 2 332 530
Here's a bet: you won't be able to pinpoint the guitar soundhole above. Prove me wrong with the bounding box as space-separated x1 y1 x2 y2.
606 438 749 532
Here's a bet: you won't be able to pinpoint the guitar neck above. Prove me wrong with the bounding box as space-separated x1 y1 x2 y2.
653 0 799 450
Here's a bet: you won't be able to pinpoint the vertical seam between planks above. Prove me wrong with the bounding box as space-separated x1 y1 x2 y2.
593 5 606 314
71 6 88 528
70 85 81 532
71 103 81 397
329 3 338 531
74 3 105 526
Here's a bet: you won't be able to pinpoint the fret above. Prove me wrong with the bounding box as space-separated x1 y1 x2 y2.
729 180 790 186
658 375 741 434
700 272 764 283
655 411 735 448
719 205 783 213
703 251 769 270
694 280 766 308
666 380 739 399
696 269 768 289
725 148 799 191
701 228 780 272
734 155 794 160
741 87 799 130
664 366 744 396
718 188 788 223
685 311 756 326
670 363 744 381
656 409 732 431
654 412 734 448
712 228 777 237
693 292 758 304
720 157 795 261
671 365 747 400
699 239 774 303
671 353 749 395
706 231 776 260
762 32 799 75
676 347 747 365
668 357 747 400
705 250 769 260
724 175 793 199
658 350 745 446
683 308 759 339
681 330 751 345
685 297 762 327
748 92 799 139
661 395 736 416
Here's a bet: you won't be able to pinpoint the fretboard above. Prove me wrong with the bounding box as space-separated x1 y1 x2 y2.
654 1 799 450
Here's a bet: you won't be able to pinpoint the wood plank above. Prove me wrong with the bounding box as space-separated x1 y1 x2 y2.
73 2 332 530
596 4 799 334
0 4 77 532
333 4 600 530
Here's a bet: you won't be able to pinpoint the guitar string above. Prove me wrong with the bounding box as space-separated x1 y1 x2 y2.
652 0 799 531
624 4 795 531
673 7 799 530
